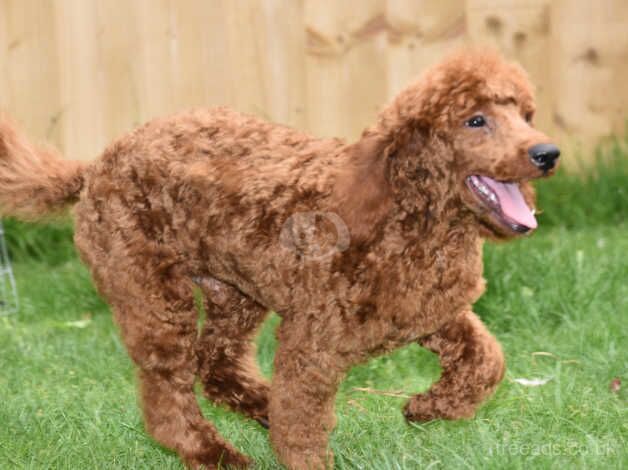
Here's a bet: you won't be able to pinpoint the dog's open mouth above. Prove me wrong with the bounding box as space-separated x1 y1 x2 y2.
466 175 537 234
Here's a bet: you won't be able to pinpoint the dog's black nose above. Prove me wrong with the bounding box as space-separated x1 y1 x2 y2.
528 143 560 172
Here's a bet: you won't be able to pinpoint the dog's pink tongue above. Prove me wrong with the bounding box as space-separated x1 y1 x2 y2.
480 176 538 229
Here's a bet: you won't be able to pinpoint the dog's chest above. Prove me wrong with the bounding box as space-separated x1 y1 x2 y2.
365 235 485 341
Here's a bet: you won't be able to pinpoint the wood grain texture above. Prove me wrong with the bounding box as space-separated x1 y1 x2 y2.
0 0 627 167
550 0 628 157
305 0 388 140
387 0 467 97
1 0 61 146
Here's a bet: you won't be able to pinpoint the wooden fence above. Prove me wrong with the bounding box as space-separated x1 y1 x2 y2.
1 0 627 166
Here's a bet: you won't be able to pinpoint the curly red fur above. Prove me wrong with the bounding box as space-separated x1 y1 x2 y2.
0 117 85 220
0 49 558 469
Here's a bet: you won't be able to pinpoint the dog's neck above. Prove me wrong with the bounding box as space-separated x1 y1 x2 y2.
390 135 460 220
332 136 484 322
334 130 479 249
379 148 479 259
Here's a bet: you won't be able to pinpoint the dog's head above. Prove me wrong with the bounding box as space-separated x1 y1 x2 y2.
435 51 559 239
336 49 558 242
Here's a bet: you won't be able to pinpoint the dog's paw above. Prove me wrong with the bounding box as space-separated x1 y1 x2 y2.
403 394 476 423
185 447 252 469
403 398 439 423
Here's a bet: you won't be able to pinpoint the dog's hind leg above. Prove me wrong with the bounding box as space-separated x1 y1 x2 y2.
108 270 251 469
404 310 505 422
195 277 270 427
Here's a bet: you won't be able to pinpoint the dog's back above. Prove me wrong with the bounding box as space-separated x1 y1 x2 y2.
74 109 344 304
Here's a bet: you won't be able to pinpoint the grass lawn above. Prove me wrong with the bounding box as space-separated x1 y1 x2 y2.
0 151 626 469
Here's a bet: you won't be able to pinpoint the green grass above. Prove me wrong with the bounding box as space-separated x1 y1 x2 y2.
0 153 627 469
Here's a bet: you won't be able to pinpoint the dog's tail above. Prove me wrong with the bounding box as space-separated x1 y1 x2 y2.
0 117 87 220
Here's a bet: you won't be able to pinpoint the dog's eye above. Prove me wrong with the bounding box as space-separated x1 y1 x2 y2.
465 115 486 128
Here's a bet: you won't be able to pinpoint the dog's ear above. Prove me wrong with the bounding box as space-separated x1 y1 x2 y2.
333 113 434 245
333 135 392 244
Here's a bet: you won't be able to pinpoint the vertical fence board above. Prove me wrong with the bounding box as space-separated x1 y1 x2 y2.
257 0 306 129
220 0 306 127
132 0 178 121
1 0 62 147
168 0 216 110
305 0 388 140
54 0 105 159
386 0 467 98
550 0 628 157
96 0 142 138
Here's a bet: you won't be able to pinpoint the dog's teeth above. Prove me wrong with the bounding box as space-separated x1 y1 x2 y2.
469 177 499 206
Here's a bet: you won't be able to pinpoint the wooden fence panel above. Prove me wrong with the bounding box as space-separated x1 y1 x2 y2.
1 0 627 166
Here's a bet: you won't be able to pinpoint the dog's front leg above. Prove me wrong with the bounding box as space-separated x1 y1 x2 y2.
268 319 348 470
404 310 505 422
